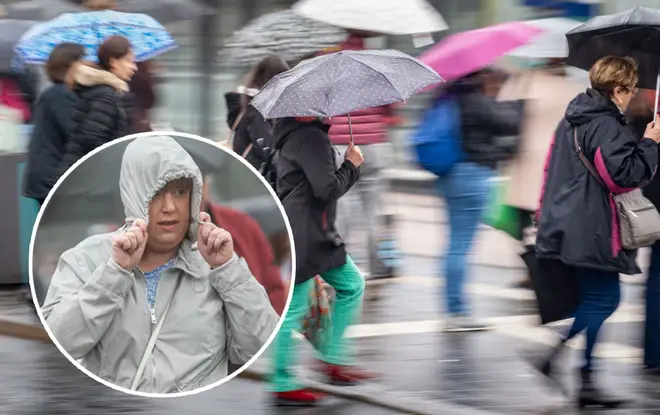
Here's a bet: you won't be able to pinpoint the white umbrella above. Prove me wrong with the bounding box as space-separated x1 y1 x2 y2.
291 0 447 36
508 17 582 59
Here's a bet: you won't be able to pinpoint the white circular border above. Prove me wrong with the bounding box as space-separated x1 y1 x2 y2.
28 131 296 398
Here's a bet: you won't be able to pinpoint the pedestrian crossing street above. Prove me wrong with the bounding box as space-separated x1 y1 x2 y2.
343 276 648 365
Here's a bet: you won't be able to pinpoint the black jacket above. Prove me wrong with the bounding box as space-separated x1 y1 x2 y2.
537 89 659 275
224 92 272 171
273 118 360 284
23 83 77 202
449 78 524 169
61 81 126 173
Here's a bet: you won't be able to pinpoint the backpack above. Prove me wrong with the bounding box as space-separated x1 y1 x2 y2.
410 96 464 176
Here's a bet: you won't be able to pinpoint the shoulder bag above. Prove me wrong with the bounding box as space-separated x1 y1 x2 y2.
573 128 660 250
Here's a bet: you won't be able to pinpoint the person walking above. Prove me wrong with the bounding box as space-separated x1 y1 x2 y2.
436 68 524 332
42 135 278 393
498 59 584 289
534 55 660 408
60 35 136 173
224 55 290 171
23 43 85 207
269 116 376 407
321 31 403 279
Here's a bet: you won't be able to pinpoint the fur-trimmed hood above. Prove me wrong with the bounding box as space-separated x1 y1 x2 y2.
66 61 128 94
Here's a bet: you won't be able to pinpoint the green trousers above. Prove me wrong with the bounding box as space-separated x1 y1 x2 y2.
271 255 365 392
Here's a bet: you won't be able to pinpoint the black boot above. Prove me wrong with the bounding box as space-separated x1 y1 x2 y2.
578 369 629 409
523 340 567 395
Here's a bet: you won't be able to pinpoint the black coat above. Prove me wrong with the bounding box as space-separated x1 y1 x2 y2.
23 83 77 202
448 78 524 169
224 92 272 171
273 118 360 284
61 83 126 173
537 89 659 275
630 112 660 211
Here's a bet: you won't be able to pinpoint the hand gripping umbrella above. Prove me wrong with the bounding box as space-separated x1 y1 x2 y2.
249 49 443 144
566 7 660 116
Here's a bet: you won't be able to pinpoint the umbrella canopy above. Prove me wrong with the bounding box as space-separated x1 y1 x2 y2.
566 6 660 89
220 10 347 67
0 0 85 21
116 0 215 24
420 21 544 82
292 0 447 36
508 17 582 59
0 19 37 72
250 49 442 119
13 10 177 64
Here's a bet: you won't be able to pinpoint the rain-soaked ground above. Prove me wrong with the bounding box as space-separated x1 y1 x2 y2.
2 193 659 414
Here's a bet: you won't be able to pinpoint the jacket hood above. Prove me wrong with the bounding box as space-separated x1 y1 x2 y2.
68 62 128 93
565 88 626 126
272 117 330 149
119 136 203 243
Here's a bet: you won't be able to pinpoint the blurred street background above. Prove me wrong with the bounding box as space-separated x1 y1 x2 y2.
1 0 660 414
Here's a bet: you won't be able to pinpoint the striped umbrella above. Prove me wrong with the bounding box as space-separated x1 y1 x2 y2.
219 9 348 67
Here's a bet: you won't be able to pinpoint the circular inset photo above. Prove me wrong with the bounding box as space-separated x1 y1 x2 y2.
29 132 294 396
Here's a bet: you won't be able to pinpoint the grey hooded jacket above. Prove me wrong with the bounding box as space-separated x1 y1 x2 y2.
41 136 279 393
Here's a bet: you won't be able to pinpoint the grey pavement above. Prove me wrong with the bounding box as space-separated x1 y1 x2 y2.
0 256 657 414
0 191 657 414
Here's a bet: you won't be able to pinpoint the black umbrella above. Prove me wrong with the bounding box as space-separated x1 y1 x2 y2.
0 0 85 21
567 7 660 93
115 0 215 24
0 19 37 72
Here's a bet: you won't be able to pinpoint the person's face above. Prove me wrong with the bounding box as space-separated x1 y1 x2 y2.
613 84 638 112
146 178 192 253
110 50 137 81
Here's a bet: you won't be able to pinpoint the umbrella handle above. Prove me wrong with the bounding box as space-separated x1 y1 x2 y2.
348 113 354 145
655 74 660 122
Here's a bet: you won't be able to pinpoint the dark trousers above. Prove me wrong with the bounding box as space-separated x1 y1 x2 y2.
646 242 660 369
564 267 621 371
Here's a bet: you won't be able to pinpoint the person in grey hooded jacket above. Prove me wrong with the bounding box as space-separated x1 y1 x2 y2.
41 135 279 393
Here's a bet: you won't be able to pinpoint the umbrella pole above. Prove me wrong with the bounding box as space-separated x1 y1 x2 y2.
655 74 660 122
348 113 354 145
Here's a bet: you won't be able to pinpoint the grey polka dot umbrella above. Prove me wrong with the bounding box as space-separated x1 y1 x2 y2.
249 49 443 143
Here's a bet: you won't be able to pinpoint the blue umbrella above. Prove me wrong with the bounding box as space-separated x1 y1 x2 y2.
250 49 442 143
13 10 177 64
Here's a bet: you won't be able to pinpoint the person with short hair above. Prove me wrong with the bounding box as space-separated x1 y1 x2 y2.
23 43 86 207
533 55 660 408
60 35 137 174
41 135 279 393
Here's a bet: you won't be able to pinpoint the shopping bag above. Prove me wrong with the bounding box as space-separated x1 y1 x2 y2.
482 178 522 240
301 276 333 350
522 249 580 325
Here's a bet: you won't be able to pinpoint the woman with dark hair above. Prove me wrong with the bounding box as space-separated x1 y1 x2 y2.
23 43 85 207
224 55 290 171
60 35 136 173
433 68 524 332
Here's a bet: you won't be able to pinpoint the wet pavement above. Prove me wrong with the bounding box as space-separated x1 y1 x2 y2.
1 192 658 414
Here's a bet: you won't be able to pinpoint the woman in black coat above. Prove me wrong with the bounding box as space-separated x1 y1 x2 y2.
224 55 289 171
268 116 377 407
60 35 136 174
629 94 660 377
23 43 85 207
534 56 660 407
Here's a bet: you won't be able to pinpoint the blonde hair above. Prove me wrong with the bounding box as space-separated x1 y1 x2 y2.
589 56 638 96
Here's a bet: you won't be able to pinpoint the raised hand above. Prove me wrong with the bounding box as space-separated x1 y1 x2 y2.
111 219 148 271
197 212 235 268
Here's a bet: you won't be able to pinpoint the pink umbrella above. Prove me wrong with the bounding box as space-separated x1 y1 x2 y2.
420 21 545 82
